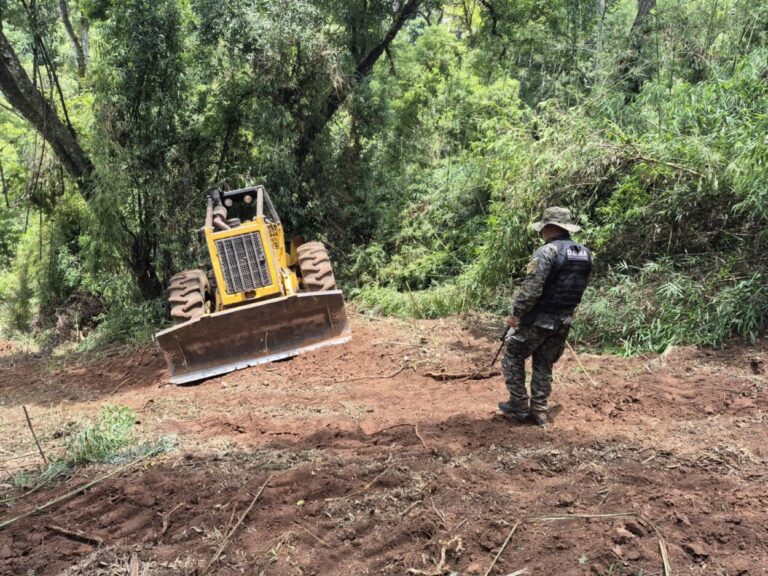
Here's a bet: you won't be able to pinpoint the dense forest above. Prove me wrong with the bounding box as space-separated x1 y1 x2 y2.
0 0 766 353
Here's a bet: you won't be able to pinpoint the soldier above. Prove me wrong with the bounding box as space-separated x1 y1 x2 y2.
498 207 592 427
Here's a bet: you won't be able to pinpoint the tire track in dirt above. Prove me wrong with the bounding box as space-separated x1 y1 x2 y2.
1 316 767 575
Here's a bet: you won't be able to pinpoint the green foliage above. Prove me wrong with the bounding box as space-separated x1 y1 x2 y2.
66 405 137 464
9 405 176 489
574 260 768 353
1 0 768 354
348 4 768 352
353 282 467 319
76 299 166 351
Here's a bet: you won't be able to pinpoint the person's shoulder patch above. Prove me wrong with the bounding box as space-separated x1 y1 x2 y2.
525 259 537 274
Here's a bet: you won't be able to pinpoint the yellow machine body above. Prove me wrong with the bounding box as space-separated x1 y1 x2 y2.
154 185 350 384
206 216 298 309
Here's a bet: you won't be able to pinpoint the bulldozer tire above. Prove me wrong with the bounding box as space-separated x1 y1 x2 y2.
297 241 337 291
168 270 210 323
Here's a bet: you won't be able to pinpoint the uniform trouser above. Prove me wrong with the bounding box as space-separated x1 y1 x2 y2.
502 322 570 415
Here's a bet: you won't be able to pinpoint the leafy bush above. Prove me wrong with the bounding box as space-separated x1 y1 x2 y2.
77 299 166 351
349 31 768 353
67 405 138 464
574 260 768 353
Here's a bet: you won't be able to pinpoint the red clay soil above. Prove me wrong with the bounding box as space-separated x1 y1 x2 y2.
0 313 766 575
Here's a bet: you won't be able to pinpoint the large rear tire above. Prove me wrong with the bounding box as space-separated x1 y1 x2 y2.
168 270 210 323
297 241 337 291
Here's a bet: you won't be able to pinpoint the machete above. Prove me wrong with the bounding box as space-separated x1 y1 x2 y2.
490 325 511 367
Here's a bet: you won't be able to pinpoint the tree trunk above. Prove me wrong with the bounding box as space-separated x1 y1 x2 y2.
0 27 92 190
618 0 656 99
294 0 422 166
595 0 606 74
0 23 163 301
130 235 163 300
58 0 87 78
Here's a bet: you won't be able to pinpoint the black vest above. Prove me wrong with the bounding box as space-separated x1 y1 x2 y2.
532 238 592 315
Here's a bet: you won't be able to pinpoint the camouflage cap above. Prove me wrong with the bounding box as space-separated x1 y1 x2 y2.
531 206 581 233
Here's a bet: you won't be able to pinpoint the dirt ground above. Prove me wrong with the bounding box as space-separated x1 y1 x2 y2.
1 311 767 576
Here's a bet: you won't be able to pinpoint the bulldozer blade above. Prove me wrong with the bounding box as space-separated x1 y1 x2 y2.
154 290 350 385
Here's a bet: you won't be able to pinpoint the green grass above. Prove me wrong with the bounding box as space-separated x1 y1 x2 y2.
7 405 175 491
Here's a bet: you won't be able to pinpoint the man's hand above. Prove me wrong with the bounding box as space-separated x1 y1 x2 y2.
506 314 519 328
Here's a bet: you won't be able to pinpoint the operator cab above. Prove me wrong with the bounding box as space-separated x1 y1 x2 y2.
208 185 280 232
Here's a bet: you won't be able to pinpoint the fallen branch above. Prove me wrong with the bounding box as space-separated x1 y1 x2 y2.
46 524 104 546
202 474 273 575
345 366 409 383
423 370 500 381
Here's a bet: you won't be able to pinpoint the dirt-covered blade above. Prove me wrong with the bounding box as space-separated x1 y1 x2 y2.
154 291 350 385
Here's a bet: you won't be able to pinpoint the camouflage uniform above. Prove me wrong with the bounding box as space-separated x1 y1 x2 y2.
502 240 575 418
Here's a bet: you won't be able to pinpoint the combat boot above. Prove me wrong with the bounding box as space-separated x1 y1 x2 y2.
528 410 547 427
498 401 529 422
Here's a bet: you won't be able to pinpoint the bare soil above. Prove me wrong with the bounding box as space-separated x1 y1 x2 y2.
1 312 767 575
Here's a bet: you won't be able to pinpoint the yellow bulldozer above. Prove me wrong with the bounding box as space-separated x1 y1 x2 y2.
154 185 350 384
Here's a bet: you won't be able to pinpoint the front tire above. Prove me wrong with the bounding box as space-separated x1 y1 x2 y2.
168 270 210 323
297 241 337 291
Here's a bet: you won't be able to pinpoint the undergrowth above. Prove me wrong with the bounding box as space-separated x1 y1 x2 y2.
573 260 768 354
10 405 176 491
76 299 167 352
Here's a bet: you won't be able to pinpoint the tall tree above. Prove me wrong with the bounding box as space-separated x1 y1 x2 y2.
58 0 88 78
92 0 190 300
618 0 656 97
0 24 92 189
294 0 423 165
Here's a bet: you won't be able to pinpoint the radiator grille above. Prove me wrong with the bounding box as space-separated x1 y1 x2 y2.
215 232 272 294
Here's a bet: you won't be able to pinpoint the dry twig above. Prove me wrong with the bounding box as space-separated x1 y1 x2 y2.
23 406 48 466
110 376 134 395
399 500 422 517
201 474 273 575
534 513 671 574
566 342 599 388
483 520 521 576
295 522 332 548
46 524 104 546
160 502 184 535
408 536 463 575
344 365 409 383
430 496 447 528
414 422 428 450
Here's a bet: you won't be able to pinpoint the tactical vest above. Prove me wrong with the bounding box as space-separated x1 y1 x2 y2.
532 239 592 315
